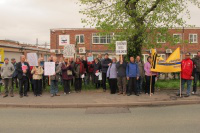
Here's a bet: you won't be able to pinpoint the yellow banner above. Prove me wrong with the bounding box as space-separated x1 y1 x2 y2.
151 47 181 73
0 48 4 67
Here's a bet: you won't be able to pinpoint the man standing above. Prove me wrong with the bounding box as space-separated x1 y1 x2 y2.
178 53 194 97
192 51 200 95
101 53 112 92
1 58 15 97
136 56 145 94
11 58 18 89
126 57 140 96
16 55 30 98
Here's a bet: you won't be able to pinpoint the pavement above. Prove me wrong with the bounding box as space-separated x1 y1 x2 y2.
0 89 200 108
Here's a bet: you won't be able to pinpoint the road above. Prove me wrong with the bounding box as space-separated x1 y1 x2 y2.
0 105 200 133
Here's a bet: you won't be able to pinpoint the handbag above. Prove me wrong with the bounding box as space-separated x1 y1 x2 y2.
67 70 73 76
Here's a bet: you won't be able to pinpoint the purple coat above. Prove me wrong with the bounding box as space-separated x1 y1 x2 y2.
61 63 73 80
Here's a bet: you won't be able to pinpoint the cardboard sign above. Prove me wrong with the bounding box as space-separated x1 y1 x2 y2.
59 35 70 46
63 44 75 58
27 53 38 66
79 47 86 54
116 41 127 55
0 48 4 67
44 62 55 76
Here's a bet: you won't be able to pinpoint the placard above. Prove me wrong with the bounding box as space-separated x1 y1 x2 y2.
87 56 94 62
79 47 86 54
44 62 55 76
27 53 38 66
63 44 75 58
59 35 70 46
116 41 127 55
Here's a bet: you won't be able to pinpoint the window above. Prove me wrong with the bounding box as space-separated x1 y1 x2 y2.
159 54 166 60
143 54 149 63
92 33 112 44
173 34 182 43
189 34 198 43
191 54 197 58
76 34 84 44
157 33 166 43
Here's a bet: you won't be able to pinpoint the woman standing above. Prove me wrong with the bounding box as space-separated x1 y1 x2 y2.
144 56 157 95
74 58 84 93
61 58 73 95
107 58 118 94
31 58 44 97
93 58 101 89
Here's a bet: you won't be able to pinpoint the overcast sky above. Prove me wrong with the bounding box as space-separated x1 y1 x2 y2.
0 0 199 46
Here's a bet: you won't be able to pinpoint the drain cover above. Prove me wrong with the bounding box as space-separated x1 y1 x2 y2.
85 107 131 114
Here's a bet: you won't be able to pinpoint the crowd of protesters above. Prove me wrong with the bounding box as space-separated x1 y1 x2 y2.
0 51 199 98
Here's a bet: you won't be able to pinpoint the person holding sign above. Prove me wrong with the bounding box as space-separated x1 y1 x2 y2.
31 58 44 97
74 58 84 93
61 58 73 95
16 55 30 98
50 56 61 97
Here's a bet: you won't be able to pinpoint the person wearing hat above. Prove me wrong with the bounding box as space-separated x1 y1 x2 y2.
177 52 194 97
0 58 15 97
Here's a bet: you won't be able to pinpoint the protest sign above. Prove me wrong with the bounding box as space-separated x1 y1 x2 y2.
116 41 127 55
87 56 94 62
44 62 55 76
27 53 38 66
63 44 75 58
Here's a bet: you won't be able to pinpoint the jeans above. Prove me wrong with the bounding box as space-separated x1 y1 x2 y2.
137 76 144 93
3 78 13 95
19 76 29 96
117 77 127 93
181 79 192 95
193 72 200 92
50 80 58 95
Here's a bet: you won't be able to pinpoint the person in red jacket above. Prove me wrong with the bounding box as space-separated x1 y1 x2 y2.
177 52 194 97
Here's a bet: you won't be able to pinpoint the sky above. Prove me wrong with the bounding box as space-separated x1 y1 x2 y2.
0 0 200 46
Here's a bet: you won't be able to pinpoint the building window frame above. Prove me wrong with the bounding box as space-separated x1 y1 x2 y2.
92 33 112 44
75 34 85 44
189 34 198 43
173 34 182 43
143 54 149 63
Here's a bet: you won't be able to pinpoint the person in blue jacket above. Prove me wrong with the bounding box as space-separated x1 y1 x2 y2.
126 57 140 96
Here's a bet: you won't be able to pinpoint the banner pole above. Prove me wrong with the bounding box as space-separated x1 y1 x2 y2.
180 73 181 97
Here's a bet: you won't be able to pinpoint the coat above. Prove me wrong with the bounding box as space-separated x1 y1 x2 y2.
93 62 101 74
107 63 117 79
74 62 84 78
116 61 127 77
136 61 145 78
61 63 73 80
181 58 194 80
126 62 140 78
0 63 15 79
192 56 200 73
101 58 112 73
16 62 30 80
50 63 61 81
31 66 44 80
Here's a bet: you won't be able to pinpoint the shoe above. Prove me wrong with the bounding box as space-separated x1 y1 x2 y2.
68 92 71 94
64 92 66 95
192 91 197 95
3 95 8 98
55 94 60 96
176 93 181 96
51 94 54 97
136 94 139 96
34 95 37 97
118 92 122 95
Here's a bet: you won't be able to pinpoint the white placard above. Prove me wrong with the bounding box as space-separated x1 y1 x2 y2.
44 62 55 76
59 35 70 46
63 44 75 58
116 41 127 55
27 53 38 66
79 47 86 54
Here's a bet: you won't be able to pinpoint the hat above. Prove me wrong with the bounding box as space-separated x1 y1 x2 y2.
11 58 15 60
185 52 191 56
4 58 9 61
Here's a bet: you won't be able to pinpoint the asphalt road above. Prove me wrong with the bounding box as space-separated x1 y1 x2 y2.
0 105 200 133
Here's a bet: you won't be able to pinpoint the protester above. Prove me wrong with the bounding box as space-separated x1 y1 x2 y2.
50 56 61 97
101 53 112 92
11 58 18 89
16 55 30 98
61 58 73 95
126 57 140 96
177 53 194 97
1 58 15 97
70 57 75 86
136 56 145 94
39 57 46 90
107 57 118 94
31 58 44 97
116 56 127 95
86 53 94 84
144 56 157 95
192 51 200 95
93 58 101 89
74 58 84 93
80 56 88 85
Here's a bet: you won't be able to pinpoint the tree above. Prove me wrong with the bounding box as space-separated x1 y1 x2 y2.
79 0 200 58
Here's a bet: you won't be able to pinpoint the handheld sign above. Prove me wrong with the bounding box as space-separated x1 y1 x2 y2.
44 62 55 76
87 56 94 62
63 44 75 58
27 53 38 66
116 41 127 55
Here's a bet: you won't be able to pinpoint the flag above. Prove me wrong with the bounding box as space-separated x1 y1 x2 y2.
151 47 181 73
